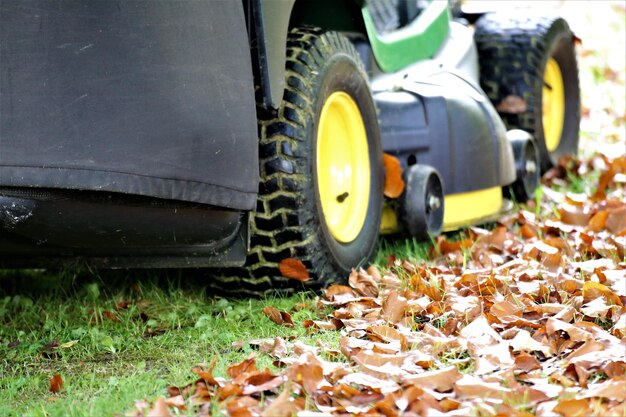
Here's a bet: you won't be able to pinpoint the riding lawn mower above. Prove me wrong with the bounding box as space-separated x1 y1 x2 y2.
0 0 580 294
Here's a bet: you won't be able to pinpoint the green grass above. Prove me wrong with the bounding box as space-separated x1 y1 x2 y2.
0 271 334 416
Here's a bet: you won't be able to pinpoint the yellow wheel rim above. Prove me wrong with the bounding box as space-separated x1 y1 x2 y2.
542 57 565 152
316 92 370 243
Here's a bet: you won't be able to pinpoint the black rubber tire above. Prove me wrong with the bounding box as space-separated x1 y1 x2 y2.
213 28 383 296
398 165 444 241
474 12 580 173
503 130 540 203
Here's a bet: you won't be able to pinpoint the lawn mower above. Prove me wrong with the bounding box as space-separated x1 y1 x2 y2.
0 0 580 294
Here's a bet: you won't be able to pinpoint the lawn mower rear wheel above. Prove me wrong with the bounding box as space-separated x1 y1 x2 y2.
475 12 580 173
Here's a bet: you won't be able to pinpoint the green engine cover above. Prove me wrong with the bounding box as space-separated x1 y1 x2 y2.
363 0 451 73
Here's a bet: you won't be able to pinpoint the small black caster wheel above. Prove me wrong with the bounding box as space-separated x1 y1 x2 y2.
505 129 540 203
398 164 444 240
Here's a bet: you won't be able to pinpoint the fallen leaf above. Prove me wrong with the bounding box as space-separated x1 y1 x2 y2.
262 306 294 327
403 366 462 391
261 382 297 417
582 377 626 400
348 268 379 297
192 357 220 386
49 374 63 393
147 397 172 417
552 398 590 417
582 281 622 306
383 153 405 198
227 353 258 379
278 258 310 282
381 290 407 323
496 95 527 113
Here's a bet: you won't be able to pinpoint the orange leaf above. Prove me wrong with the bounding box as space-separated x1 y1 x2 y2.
147 397 173 417
192 357 220 386
606 206 626 235
519 224 537 239
553 398 590 417
278 258 310 282
582 281 622 306
227 353 258 379
587 210 608 232
383 153 405 198
262 306 294 327
49 374 63 393
348 268 379 297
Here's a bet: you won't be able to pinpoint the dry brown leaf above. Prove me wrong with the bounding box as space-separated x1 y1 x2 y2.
278 258 310 282
454 374 511 399
261 382 297 417
226 396 259 417
287 354 327 395
606 206 626 234
349 268 379 297
588 210 609 231
147 397 173 417
514 352 541 372
49 374 63 394
367 325 408 350
381 290 407 323
227 353 257 379
261 306 294 327
582 377 626 400
582 281 623 306
496 95 527 113
552 398 591 417
192 357 220 386
324 284 354 301
403 366 462 392
510 330 553 357
241 371 284 395
383 153 405 198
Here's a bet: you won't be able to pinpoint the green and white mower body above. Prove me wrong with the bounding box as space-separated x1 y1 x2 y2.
0 0 579 293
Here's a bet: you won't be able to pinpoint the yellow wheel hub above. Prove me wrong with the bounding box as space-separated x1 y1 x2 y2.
316 92 370 243
542 57 565 152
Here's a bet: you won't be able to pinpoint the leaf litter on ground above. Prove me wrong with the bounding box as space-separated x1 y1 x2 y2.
129 154 625 416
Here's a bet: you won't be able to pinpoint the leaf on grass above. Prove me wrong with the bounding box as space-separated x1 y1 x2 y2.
580 297 613 318
381 290 407 323
217 383 244 401
287 354 327 395
435 236 472 255
278 258 310 282
510 329 553 357
241 370 284 395
552 398 590 417
227 353 258 379
582 281 622 306
366 325 408 350
454 374 511 399
261 382 298 417
349 268 379 298
49 374 63 393
403 366 462 392
192 356 220 386
262 306 294 327
383 153 405 198
606 206 626 234
514 352 541 372
226 396 259 417
582 377 626 400
587 210 609 231
147 397 173 417
324 284 354 301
